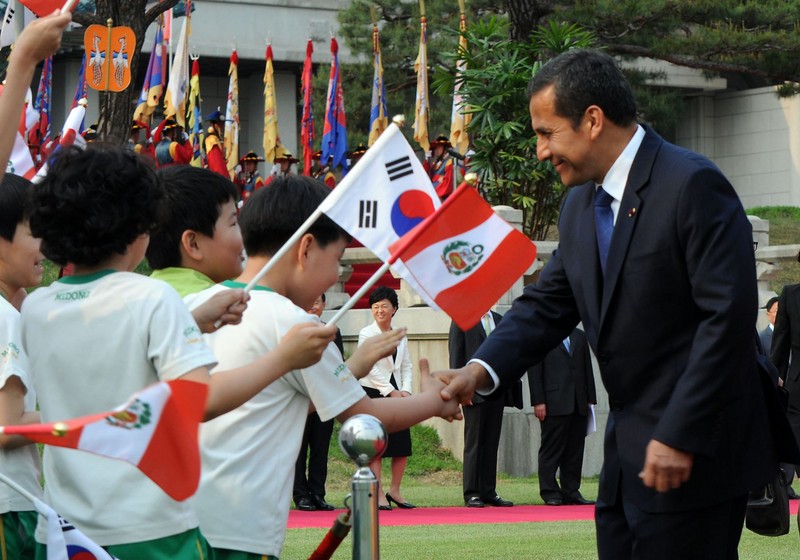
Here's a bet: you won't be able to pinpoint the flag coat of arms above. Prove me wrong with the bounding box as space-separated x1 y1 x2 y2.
0 379 208 501
389 184 537 330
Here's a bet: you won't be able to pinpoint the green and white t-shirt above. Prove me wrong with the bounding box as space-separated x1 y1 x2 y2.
21 270 217 546
0 297 42 514
192 282 365 558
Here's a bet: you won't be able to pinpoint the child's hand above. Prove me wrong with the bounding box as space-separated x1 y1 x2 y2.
10 10 72 68
193 289 249 333
346 328 406 379
419 358 462 421
277 322 337 370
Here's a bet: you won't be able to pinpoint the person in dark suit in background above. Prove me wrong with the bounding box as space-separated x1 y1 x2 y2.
434 49 779 559
770 277 800 500
759 296 779 354
449 311 522 508
530 327 597 506
293 293 344 511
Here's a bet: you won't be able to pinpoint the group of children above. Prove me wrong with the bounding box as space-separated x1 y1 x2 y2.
0 9 462 560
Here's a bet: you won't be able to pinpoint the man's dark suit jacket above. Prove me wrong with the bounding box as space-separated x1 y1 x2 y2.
473 126 774 513
771 284 800 413
759 326 773 360
449 312 523 407
529 328 596 416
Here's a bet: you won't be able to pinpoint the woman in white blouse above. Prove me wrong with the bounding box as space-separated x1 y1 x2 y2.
358 286 415 510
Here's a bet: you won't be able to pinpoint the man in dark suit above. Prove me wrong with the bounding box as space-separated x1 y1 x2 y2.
434 49 779 559
770 283 800 497
293 294 344 511
449 311 522 508
530 327 596 506
759 296 779 353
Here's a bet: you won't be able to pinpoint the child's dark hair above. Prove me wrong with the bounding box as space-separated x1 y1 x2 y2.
29 144 162 267
146 166 239 269
239 175 350 256
0 174 33 241
369 285 398 308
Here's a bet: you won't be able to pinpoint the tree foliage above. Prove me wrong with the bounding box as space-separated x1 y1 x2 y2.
434 18 595 239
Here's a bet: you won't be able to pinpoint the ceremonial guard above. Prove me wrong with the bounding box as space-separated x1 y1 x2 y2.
204 109 228 177
425 134 462 201
129 120 155 162
264 147 299 187
312 150 337 189
238 151 265 202
153 117 192 167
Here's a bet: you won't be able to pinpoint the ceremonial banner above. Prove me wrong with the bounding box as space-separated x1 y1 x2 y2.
0 380 208 501
388 184 537 330
300 39 314 176
368 22 388 147
263 44 281 163
133 22 164 123
84 24 134 92
187 57 203 167
29 55 52 156
321 37 348 171
164 13 190 127
413 9 429 152
449 5 471 155
224 49 240 179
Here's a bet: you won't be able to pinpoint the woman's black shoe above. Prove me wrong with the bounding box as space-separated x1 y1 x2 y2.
386 492 416 509
378 503 392 511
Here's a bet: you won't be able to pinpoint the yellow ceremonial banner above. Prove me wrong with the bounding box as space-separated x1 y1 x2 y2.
84 24 135 92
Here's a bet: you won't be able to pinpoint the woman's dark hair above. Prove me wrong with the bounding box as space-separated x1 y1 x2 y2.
369 285 399 309
29 144 162 267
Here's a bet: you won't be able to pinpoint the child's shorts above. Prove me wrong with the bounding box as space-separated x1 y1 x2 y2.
1 510 38 559
213 548 278 560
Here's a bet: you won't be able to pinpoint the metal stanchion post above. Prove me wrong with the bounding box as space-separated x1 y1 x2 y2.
338 414 387 560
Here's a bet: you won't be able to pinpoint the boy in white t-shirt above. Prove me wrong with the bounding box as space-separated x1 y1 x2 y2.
0 175 45 559
22 146 340 560
192 176 462 560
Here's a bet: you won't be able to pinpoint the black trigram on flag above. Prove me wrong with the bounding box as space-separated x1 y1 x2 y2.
359 200 378 228
385 156 414 181
3 5 15 28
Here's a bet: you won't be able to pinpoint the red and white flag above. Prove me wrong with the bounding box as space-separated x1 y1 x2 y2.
389 183 537 330
33 498 119 560
0 379 208 501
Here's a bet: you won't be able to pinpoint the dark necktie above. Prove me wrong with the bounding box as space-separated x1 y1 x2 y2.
594 186 614 274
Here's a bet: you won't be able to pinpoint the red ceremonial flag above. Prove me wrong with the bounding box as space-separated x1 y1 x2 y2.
0 379 208 501
300 39 314 176
388 183 537 331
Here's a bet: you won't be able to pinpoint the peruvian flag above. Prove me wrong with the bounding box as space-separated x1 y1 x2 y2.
33 499 119 560
388 183 537 330
0 379 208 501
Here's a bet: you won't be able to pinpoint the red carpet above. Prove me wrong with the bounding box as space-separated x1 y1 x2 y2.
289 500 800 529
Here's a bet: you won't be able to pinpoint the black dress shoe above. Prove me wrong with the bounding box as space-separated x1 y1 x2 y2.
544 497 563 506
564 495 595 505
386 492 416 509
378 504 392 511
465 496 485 508
295 497 317 511
482 495 513 507
311 495 335 511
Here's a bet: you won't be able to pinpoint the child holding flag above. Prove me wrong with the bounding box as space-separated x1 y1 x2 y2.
190 176 461 559
21 145 339 558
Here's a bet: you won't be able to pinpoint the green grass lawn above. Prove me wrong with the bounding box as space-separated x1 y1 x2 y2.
282 425 800 559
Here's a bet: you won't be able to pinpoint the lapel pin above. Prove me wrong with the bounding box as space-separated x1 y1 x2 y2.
628 208 637 218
